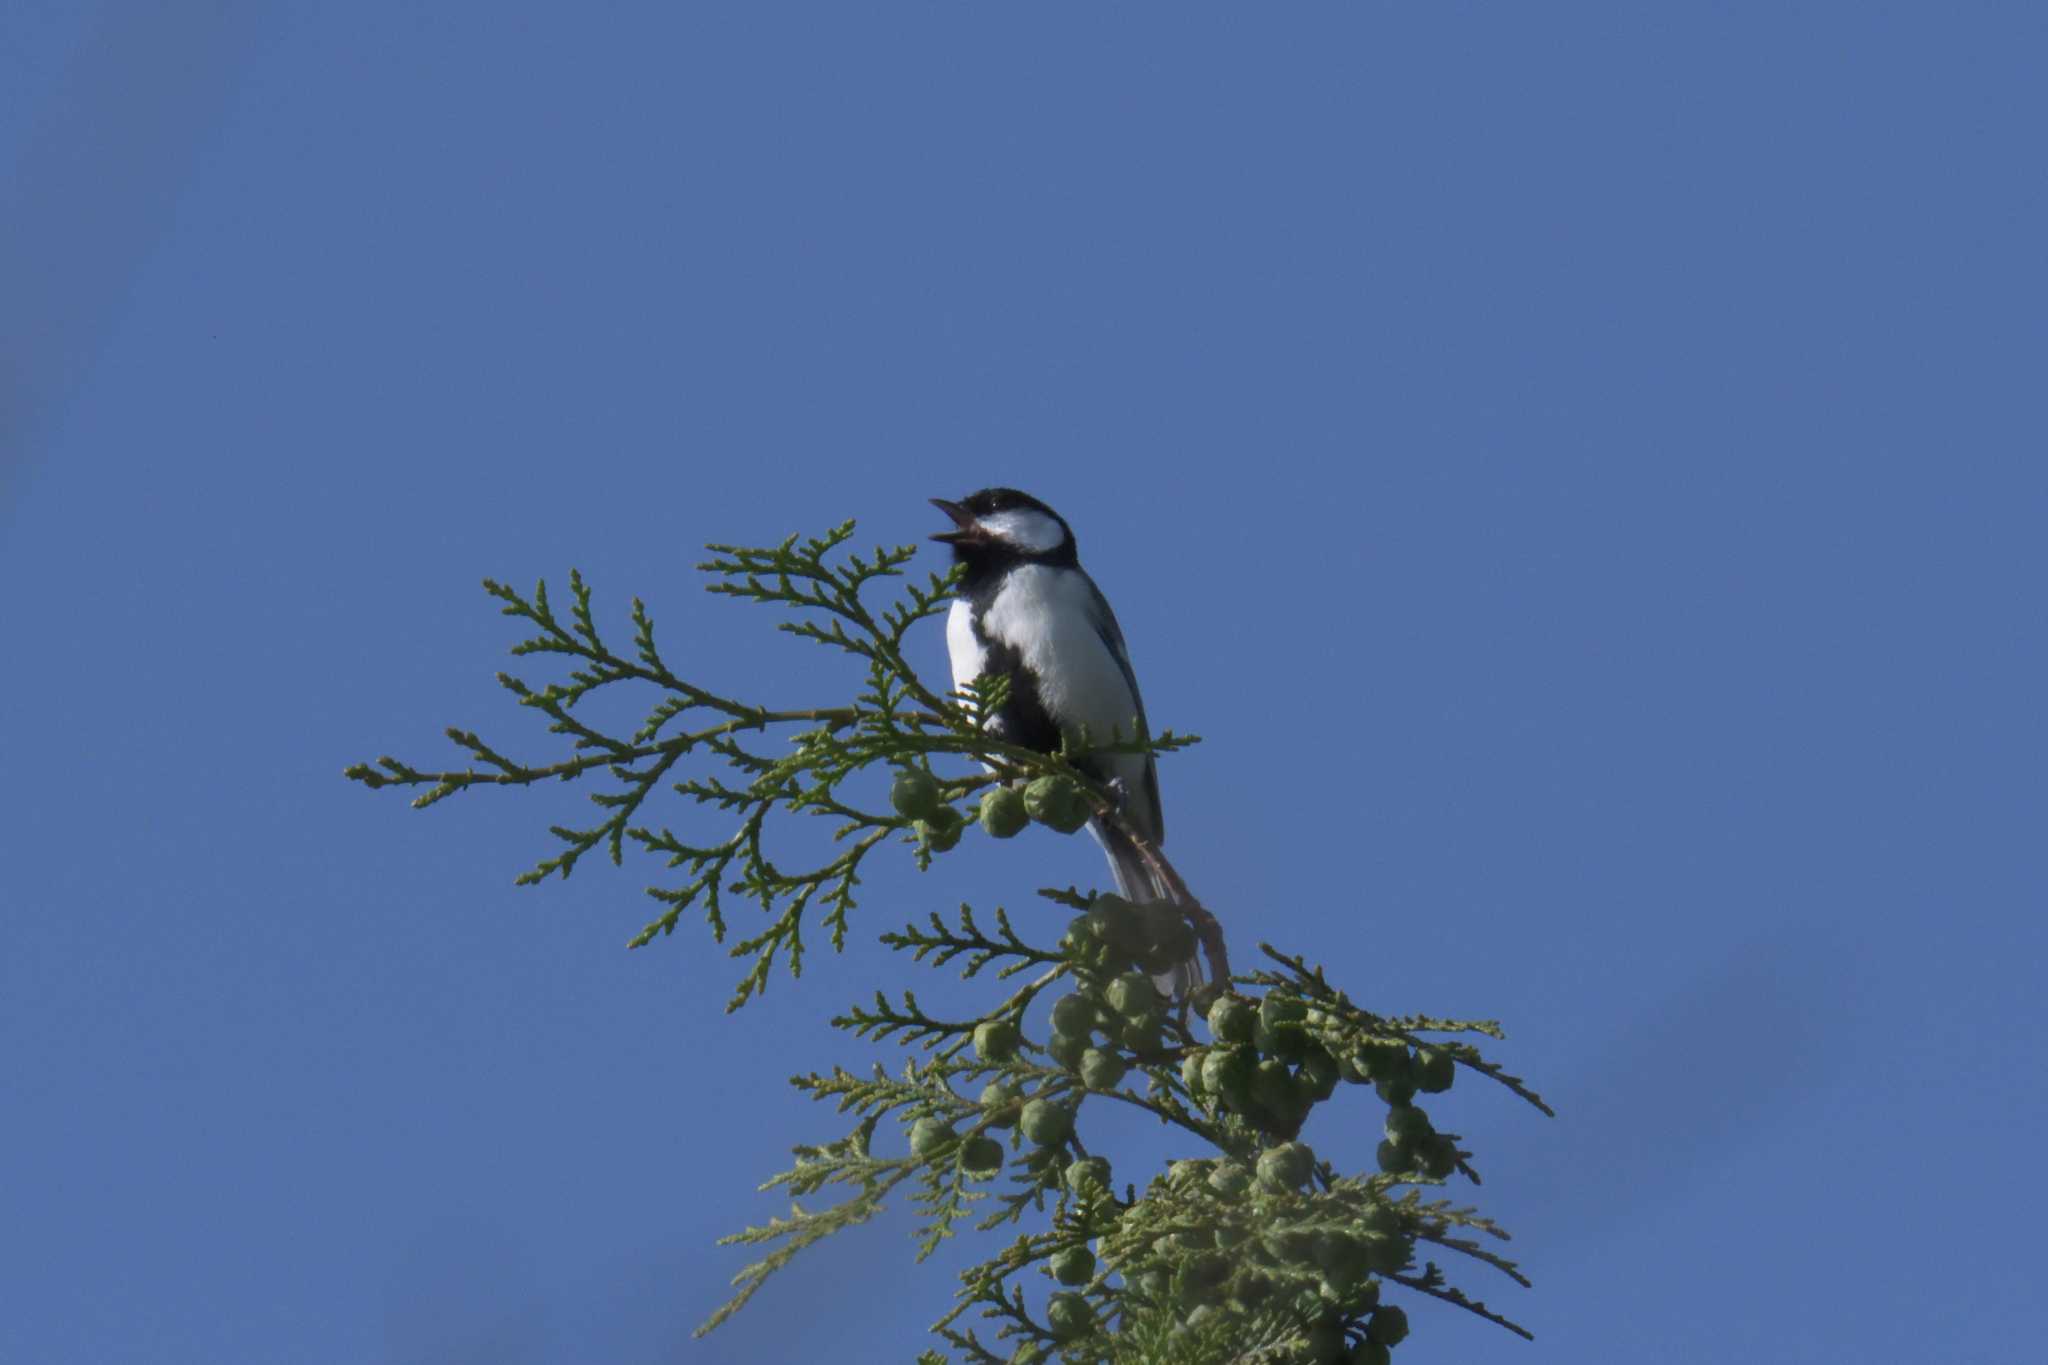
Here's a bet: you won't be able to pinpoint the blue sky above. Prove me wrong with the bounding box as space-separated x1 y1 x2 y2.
3 3 2043 1362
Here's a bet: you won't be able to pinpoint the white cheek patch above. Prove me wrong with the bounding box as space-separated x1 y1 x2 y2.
979 508 1066 554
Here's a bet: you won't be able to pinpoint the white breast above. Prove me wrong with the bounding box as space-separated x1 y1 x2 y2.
981 565 1143 747
945 597 987 697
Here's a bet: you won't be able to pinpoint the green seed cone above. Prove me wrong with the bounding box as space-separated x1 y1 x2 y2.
1136 903 1195 974
1062 1155 1111 1197
1079 1047 1128 1091
1252 1058 1302 1123
974 1018 1021 1063
1254 1015 1310 1064
1120 1017 1165 1054
1256 1141 1315 1191
1202 1045 1256 1108
1104 972 1159 1020
978 785 1029 838
1023 775 1091 833
1366 1304 1410 1347
1045 1291 1094 1341
1360 1038 1413 1085
1299 1046 1342 1100
1020 1099 1074 1147
1313 1230 1374 1293
978 1079 1023 1126
1414 1045 1456 1093
1049 1245 1096 1286
1384 1104 1432 1145
1049 992 1098 1038
909 1117 955 1159
1207 1164 1252 1199
890 769 942 821
1206 994 1256 1045
1259 994 1307 1030
960 1135 1005 1178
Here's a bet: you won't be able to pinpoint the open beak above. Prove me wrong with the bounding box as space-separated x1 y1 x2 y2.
930 497 981 545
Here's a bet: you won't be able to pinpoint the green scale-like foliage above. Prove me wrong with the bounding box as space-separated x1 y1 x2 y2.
347 520 1550 1363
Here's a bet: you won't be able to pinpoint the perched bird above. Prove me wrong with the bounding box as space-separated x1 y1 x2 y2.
931 488 1197 991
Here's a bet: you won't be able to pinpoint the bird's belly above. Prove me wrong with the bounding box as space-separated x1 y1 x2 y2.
954 569 1160 842
987 575 1139 736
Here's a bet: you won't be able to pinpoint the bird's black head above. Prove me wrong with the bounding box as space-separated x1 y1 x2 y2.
930 488 1078 574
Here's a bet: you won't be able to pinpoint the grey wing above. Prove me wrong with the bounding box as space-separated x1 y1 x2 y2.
1082 579 1165 844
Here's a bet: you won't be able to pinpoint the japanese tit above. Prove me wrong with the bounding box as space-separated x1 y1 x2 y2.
931 488 1198 992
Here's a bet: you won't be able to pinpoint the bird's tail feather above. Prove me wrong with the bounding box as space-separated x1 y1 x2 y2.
1088 817 1203 998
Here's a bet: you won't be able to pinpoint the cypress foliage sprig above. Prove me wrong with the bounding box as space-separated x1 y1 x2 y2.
347 522 1198 1010
347 518 1549 1363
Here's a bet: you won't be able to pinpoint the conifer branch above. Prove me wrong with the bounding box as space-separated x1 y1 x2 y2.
347 516 1548 1362
1385 1267 1536 1341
